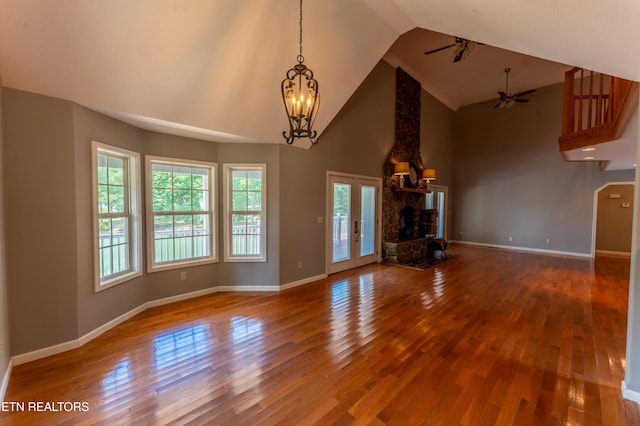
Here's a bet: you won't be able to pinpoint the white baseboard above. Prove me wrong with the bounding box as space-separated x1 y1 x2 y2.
5 272 328 391
622 380 640 405
13 338 83 367
0 359 12 402
449 240 592 258
217 285 280 292
10 280 299 367
12 286 221 366
78 304 148 349
146 287 219 309
280 273 327 291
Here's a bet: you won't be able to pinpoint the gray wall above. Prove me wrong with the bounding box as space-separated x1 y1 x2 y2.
141 131 220 302
421 88 455 238
278 61 396 283
3 90 282 354
596 183 634 253
0 79 11 390
5 62 415 353
11 62 625 357
3 89 79 355
278 60 456 283
215 142 280 287
453 82 635 254
73 105 148 337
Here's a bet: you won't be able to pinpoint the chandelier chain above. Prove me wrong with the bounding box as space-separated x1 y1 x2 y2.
298 0 304 63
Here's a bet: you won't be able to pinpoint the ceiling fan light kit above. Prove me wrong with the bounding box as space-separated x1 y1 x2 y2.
494 67 536 109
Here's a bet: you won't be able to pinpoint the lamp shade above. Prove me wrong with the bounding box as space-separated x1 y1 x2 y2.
422 168 436 180
394 162 410 175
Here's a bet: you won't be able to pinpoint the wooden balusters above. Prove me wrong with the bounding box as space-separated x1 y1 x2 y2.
577 68 584 132
559 67 637 152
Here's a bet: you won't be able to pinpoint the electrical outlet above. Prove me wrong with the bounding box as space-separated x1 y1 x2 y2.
298 261 303 269
317 216 323 224
546 238 551 244
180 271 187 281
508 236 513 242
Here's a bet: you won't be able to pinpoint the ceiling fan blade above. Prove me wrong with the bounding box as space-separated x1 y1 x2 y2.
515 89 536 97
453 49 465 63
514 98 529 103
424 43 456 55
493 103 502 109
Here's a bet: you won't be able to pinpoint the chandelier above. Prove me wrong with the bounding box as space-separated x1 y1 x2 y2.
281 0 320 145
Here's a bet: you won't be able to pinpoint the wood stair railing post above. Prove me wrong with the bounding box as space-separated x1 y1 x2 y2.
578 69 584 131
561 68 577 137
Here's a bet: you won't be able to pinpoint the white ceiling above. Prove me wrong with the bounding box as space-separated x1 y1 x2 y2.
0 0 638 167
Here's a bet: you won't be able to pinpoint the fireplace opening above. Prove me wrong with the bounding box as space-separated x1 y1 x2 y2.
399 206 415 239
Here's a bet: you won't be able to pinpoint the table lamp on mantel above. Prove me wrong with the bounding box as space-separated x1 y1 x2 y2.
422 168 436 189
394 162 410 188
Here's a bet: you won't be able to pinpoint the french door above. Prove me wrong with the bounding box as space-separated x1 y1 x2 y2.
425 185 448 239
327 172 381 274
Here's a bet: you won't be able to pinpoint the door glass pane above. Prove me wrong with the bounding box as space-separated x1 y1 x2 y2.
332 183 351 262
360 185 375 257
425 192 434 209
436 191 445 238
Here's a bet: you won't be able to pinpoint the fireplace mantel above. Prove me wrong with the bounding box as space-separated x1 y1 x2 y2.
392 187 431 194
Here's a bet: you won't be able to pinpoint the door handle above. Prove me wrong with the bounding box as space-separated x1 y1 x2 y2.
354 220 359 243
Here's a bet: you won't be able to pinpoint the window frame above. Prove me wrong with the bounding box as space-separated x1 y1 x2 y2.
223 163 267 262
92 141 143 292
145 155 218 272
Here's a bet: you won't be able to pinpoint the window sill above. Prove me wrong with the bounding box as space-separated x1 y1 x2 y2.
95 270 143 292
147 257 218 273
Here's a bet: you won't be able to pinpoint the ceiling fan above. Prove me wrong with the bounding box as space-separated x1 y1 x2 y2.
493 68 536 108
424 37 482 62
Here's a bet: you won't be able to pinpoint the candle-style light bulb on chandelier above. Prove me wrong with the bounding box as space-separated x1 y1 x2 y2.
281 0 320 145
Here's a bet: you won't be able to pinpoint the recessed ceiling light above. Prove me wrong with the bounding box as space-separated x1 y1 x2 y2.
583 156 595 160
581 147 596 152
634 164 637 167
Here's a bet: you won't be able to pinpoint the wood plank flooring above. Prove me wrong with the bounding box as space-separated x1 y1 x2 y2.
2 244 639 425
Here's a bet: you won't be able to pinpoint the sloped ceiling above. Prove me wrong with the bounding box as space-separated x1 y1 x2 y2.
0 0 398 145
1 0 639 150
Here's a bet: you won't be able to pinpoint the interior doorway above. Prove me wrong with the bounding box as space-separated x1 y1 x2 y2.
327 172 382 274
592 182 634 256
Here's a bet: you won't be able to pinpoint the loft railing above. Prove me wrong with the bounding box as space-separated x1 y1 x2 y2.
559 67 637 150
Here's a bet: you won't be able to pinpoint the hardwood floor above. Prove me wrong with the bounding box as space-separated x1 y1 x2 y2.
2 244 639 425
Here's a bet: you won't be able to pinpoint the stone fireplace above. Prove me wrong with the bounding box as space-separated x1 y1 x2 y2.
382 67 431 263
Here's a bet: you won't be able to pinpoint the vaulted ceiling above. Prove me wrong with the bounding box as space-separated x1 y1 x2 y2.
1 0 639 152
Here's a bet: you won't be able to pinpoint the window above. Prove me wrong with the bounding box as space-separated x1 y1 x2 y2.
92 142 142 291
223 164 266 262
146 156 217 271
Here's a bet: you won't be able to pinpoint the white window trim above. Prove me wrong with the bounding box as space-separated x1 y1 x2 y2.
145 156 218 273
223 163 267 262
92 141 143 292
